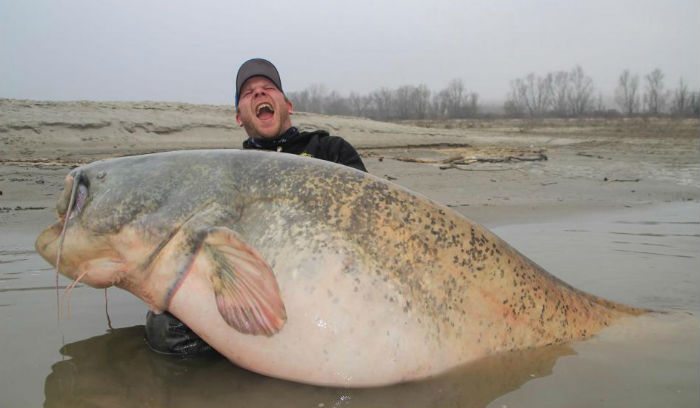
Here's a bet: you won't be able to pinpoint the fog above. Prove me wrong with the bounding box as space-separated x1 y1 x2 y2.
1 0 698 105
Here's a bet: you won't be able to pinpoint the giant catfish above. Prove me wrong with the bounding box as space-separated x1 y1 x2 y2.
35 150 643 387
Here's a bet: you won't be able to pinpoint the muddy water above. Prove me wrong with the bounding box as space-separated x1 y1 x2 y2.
487 202 699 408
1 203 698 408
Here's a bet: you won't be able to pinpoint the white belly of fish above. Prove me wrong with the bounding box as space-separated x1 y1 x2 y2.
169 244 450 387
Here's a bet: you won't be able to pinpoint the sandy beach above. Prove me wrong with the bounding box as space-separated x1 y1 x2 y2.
1 99 698 407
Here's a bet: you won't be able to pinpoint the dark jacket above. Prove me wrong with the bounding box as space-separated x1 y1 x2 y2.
242 127 367 172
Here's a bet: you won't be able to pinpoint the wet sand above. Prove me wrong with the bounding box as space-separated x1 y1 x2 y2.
1 100 699 407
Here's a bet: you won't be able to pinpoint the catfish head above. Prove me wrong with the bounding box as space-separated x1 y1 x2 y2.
36 169 127 289
35 152 287 336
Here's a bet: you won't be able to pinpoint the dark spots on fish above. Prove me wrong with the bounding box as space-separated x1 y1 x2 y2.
67 151 630 351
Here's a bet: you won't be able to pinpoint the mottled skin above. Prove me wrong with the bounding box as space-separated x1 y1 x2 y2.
36 150 643 387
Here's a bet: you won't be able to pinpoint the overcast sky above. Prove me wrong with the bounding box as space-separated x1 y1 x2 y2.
1 0 698 105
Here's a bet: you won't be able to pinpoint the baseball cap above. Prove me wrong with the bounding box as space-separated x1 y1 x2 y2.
235 58 283 107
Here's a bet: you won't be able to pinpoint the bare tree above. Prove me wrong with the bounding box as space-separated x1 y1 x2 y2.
348 92 372 118
438 79 464 118
595 92 605 112
670 78 690 116
308 84 329 114
288 84 328 114
504 78 527 117
287 89 310 112
551 71 570 117
567 65 595 116
433 79 479 119
433 89 449 118
503 79 525 117
392 84 433 119
413 84 432 119
394 85 414 119
689 90 700 117
643 68 666 115
614 69 640 115
509 73 553 117
466 92 479 117
369 87 395 120
325 90 352 116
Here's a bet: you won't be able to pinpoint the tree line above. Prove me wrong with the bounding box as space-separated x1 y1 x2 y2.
286 66 700 120
505 66 699 118
287 79 478 121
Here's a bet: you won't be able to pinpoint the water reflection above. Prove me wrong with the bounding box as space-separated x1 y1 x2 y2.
45 326 574 408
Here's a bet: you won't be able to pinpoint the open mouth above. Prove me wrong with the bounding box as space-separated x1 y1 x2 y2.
255 102 275 120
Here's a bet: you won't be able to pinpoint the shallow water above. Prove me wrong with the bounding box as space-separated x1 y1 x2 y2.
1 202 698 408
487 202 700 408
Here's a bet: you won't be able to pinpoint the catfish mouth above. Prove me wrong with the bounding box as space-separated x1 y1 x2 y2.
36 171 89 265
255 102 275 120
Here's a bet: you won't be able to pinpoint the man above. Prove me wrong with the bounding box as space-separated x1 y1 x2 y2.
145 58 367 355
236 58 366 171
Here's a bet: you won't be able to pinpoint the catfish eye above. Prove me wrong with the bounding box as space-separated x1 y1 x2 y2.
69 183 88 220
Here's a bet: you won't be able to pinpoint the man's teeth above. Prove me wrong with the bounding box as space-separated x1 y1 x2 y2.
256 103 274 115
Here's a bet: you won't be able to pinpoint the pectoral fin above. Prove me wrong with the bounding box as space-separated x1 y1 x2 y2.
202 227 286 336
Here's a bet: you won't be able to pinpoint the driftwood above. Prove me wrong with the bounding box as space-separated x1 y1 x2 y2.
396 152 546 166
577 152 606 159
438 166 518 172
440 152 548 170
392 148 548 172
393 154 464 164
603 177 640 182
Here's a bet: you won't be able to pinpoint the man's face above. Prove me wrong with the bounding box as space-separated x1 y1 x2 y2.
236 76 293 139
